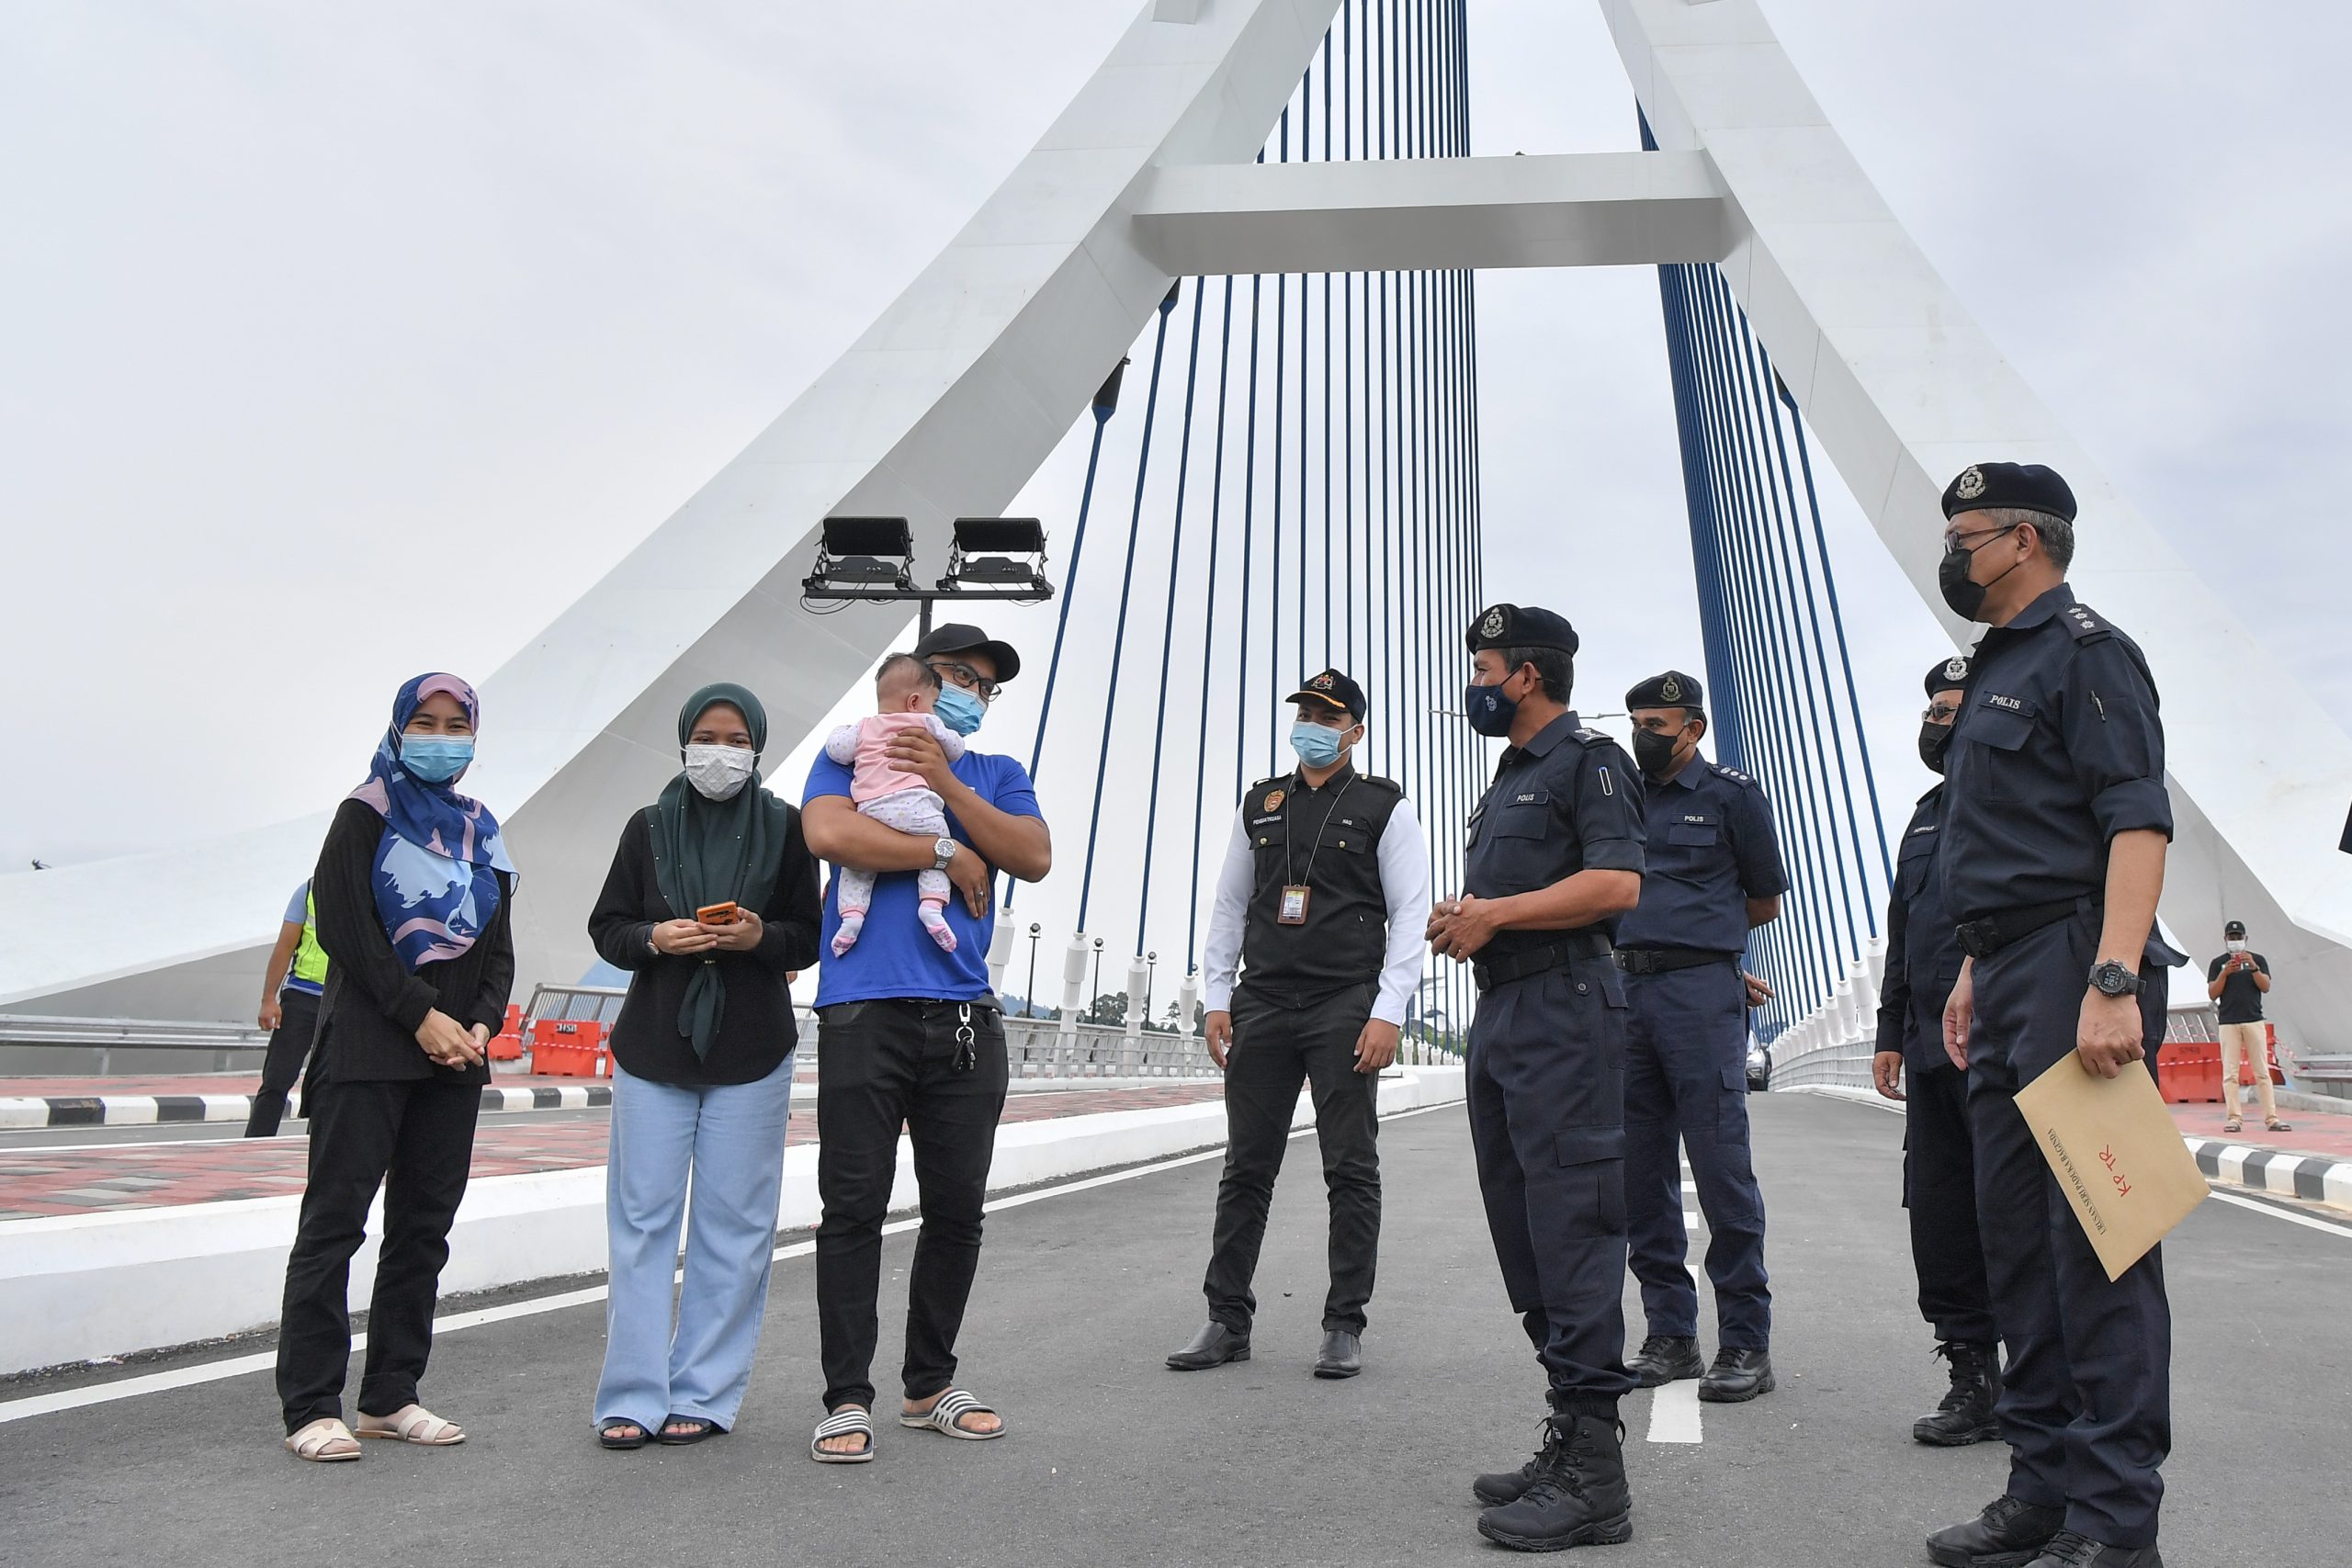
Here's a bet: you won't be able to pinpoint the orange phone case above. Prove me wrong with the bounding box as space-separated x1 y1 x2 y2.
695 902 741 926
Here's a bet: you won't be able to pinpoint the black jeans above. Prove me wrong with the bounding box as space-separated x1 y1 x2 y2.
244 988 322 1138
1203 984 1382 1336
814 998 1009 1412
276 1074 481 1433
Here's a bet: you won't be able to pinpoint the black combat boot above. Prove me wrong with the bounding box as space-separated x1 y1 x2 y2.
1475 1414 1634 1552
1927 1494 2066 1568
1623 1334 1704 1389
2022 1533 2164 1568
1914 1340 2002 1446
1472 1424 1550 1507
1696 1347 1773 1403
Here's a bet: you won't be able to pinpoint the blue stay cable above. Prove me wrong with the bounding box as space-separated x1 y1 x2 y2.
1183 276 1240 973
1136 279 1207 954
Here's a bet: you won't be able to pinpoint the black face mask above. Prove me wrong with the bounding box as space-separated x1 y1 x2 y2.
1937 525 2021 621
1631 728 1684 778
1917 720 1954 774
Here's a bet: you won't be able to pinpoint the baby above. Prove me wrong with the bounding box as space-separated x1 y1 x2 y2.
822 653 967 956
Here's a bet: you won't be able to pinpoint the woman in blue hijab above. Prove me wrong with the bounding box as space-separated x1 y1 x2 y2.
277 673 518 1462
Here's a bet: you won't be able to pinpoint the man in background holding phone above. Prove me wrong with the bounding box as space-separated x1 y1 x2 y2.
2208 919 2287 1134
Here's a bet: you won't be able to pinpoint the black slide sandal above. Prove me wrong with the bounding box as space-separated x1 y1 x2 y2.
598 1418 649 1450
656 1416 727 1446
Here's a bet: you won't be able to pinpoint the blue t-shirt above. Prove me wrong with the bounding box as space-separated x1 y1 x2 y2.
801 749 1041 1007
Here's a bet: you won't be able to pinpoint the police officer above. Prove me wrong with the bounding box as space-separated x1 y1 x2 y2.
1615 671 1788 1404
1870 656 2001 1446
1430 604 1645 1553
1927 463 2177 1568
1170 669 1431 1380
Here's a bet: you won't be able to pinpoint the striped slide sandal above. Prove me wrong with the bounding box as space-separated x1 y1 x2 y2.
899 1389 1003 1440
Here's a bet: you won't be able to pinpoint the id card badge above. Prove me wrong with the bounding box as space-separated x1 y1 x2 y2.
1278 885 1312 925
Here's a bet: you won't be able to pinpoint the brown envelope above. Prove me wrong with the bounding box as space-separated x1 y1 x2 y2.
2012 1053 2207 1280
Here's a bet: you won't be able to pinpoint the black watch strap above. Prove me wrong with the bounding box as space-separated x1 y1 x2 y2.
2086 960 2143 997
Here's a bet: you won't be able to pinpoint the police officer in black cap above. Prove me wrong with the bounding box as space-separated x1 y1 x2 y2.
1614 670 1788 1404
1871 654 2001 1448
1926 462 2178 1568
1169 669 1430 1381
1430 604 1645 1553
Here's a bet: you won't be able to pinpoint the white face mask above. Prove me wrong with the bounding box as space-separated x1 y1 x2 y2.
683 743 756 801
2226 939 2245 954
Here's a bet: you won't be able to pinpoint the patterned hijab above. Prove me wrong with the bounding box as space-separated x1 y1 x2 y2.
348 672 515 972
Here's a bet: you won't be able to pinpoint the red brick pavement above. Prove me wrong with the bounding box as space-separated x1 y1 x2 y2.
0 1071 635 1100
2172 1101 2352 1163
0 1083 1226 1222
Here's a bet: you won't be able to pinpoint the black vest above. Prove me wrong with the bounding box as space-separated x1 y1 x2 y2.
1236 765 1404 1010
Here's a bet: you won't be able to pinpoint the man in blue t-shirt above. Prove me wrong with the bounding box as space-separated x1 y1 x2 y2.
800 623 1052 1461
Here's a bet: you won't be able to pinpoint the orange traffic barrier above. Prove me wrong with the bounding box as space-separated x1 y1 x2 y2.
529 1018 608 1078
487 1003 526 1063
2157 1041 2222 1104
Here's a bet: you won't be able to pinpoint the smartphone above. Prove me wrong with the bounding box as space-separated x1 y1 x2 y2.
695 902 741 926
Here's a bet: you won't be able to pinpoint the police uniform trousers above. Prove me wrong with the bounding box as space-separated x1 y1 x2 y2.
1967 909 2170 1548
1203 982 1382 1336
1465 957 1634 1413
1623 962 1770 1348
1904 1058 1996 1344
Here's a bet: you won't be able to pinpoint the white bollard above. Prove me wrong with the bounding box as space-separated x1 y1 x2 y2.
1179 973 1203 1076
1057 935 1089 1046
985 909 1014 994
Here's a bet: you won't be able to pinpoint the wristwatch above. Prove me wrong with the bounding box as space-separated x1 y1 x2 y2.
933 836 959 871
2086 960 2143 998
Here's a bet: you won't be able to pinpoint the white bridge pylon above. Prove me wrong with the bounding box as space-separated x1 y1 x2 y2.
6 0 2347 1054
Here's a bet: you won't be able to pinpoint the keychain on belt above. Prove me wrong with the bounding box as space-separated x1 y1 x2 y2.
1281 775 1358 925
953 1002 978 1074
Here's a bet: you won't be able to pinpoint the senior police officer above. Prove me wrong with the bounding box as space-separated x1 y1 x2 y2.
1429 604 1645 1554
1615 671 1789 1404
1170 669 1431 1381
1927 463 2177 1568
1871 656 2001 1447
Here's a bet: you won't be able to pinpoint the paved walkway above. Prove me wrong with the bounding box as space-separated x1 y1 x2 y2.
0 1083 1226 1221
2169 1100 2352 1162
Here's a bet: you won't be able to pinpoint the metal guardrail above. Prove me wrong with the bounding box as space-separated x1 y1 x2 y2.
1767 1001 2252 1094
0 1014 271 1075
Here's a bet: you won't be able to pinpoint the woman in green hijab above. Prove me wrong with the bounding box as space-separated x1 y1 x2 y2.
586 683 821 1450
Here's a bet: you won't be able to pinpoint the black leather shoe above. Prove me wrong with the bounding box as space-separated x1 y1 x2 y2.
2023 1534 2163 1568
1697 1347 1774 1403
1926 1495 2067 1568
1312 1330 1362 1379
1165 1322 1251 1371
1914 1340 2002 1446
1475 1415 1634 1552
1624 1334 1704 1388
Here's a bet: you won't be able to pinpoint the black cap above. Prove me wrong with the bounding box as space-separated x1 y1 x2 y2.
1625 671 1703 712
1940 462 2077 523
1287 668 1366 722
1926 653 1973 697
1466 603 1578 657
913 622 1020 682
2224 919 2246 939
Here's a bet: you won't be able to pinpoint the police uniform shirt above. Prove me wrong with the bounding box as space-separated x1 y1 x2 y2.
1202 764 1434 1022
1462 713 1645 954
1940 584 2172 924
1873 785 1965 1071
1613 757 1788 954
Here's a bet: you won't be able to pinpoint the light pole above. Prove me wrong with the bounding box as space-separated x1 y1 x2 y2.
1145 951 1158 1024
1090 937 1104 1022
1024 922 1041 1018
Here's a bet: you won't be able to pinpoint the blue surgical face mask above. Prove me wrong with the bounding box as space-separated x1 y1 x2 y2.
933 683 986 737
401 734 475 784
1464 678 1518 738
1290 720 1351 769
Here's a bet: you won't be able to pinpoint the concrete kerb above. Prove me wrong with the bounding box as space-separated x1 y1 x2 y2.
0 1066 1464 1374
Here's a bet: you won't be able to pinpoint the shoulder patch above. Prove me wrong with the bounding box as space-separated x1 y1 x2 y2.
1570 727 1612 748
1357 773 1404 794
2058 602 2114 644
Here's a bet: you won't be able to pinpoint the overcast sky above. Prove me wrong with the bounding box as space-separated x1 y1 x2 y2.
5 2 2345 997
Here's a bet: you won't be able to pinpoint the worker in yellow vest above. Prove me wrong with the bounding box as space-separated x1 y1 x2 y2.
246 880 331 1136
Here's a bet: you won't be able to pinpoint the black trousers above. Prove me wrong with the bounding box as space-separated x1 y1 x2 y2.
1201 983 1382 1336
1903 1057 1996 1344
276 1074 481 1433
814 998 1009 1412
1968 910 2171 1547
245 988 322 1138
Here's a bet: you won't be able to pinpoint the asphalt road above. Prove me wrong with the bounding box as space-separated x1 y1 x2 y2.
1 1094 2344 1565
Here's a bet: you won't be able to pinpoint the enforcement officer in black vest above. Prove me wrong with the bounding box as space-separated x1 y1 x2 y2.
1871 655 2001 1447
1615 671 1788 1404
1168 669 1430 1380
1926 462 2177 1568
1429 604 1645 1554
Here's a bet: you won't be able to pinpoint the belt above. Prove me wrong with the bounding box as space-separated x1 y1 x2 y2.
1952 898 2086 961
1612 946 1736 976
1473 930 1614 993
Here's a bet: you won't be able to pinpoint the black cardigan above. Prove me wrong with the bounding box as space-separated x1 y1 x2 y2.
311 797 516 1086
587 803 821 1086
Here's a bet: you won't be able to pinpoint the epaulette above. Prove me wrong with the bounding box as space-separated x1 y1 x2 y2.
2058 601 2114 645
1356 773 1404 794
1570 727 1614 748
1710 762 1758 787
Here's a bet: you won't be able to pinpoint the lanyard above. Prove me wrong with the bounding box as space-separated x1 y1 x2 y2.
1283 773 1359 892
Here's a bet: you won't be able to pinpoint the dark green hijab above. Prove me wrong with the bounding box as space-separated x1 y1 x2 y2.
646 682 790 1060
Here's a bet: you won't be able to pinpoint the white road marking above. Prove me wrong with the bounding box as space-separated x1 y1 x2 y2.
2206 1186 2352 1239
1646 1381 1702 1443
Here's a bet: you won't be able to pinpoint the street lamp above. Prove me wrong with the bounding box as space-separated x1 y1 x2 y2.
1090 937 1105 1021
799 514 1053 637
1145 951 1158 1023
1024 922 1042 1019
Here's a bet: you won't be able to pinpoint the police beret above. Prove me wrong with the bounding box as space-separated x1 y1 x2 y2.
1940 462 2076 524
1625 671 1703 711
1286 667 1366 722
1466 603 1578 657
1925 654 1972 697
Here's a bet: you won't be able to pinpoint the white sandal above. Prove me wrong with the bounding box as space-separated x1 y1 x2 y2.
812 1407 876 1464
354 1404 466 1446
899 1388 1003 1440
285 1417 362 1462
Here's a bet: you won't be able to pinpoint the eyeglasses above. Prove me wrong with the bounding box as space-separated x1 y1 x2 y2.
1921 702 1962 723
1940 522 2018 555
928 660 1000 703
